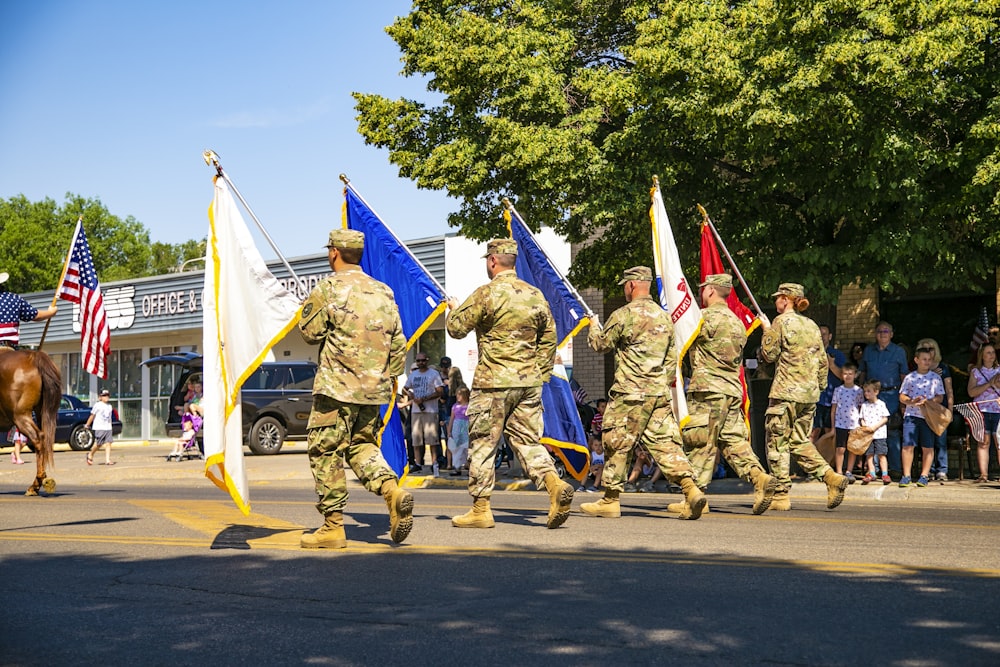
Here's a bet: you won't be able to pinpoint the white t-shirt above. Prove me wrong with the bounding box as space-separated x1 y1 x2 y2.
859 399 890 439
90 400 114 431
900 370 945 418
832 385 863 429
404 368 443 413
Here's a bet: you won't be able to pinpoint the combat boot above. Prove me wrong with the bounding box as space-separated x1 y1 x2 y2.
300 512 347 549
544 471 574 529
381 479 414 544
677 477 707 520
580 490 621 518
749 468 778 515
770 492 791 511
452 497 495 528
666 500 710 514
824 468 849 509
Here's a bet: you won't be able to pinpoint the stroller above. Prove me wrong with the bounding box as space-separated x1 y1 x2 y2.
166 412 204 461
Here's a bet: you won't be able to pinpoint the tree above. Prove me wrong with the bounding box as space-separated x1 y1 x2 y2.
0 194 204 292
354 0 1000 300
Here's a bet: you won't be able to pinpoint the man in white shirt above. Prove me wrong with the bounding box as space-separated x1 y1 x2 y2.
85 389 115 465
404 354 443 471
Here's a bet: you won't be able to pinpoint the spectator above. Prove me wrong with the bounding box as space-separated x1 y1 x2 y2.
447 386 471 476
859 379 891 484
590 398 607 444
831 361 864 482
624 446 661 492
916 338 954 482
8 426 27 465
849 342 866 367
811 325 846 446
403 353 444 471
580 437 605 493
858 321 909 476
399 363 421 474
967 342 1000 483
85 389 116 466
899 345 945 487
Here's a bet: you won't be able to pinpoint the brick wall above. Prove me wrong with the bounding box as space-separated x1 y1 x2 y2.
834 281 880 351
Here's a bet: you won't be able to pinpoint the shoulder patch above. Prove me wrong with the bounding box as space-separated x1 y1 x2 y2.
302 302 313 318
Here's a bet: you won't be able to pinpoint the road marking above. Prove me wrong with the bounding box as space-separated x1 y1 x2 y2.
130 499 306 549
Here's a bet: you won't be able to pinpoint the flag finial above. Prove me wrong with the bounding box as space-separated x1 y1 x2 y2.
652 174 659 188
501 197 512 210
697 203 709 223
339 174 350 185
203 150 223 176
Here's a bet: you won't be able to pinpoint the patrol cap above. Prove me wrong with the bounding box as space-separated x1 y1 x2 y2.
771 282 805 298
0 272 8 285
99 389 110 396
618 266 653 285
325 229 365 250
699 273 733 289
482 238 518 257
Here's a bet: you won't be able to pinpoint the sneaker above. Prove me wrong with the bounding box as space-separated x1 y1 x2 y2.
624 482 638 493
899 476 911 487
586 486 599 493
408 464 423 474
935 472 948 482
844 471 856 484
862 473 875 485
882 474 891 485
577 485 587 492
916 475 928 487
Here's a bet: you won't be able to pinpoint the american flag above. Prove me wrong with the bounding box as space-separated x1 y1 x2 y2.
970 306 990 351
58 221 110 378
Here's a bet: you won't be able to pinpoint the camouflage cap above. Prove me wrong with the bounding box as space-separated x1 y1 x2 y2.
699 273 733 289
771 282 805 298
482 238 518 257
618 266 653 285
326 229 365 250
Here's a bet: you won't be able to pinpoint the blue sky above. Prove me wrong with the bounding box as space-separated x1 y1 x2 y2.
0 1 455 261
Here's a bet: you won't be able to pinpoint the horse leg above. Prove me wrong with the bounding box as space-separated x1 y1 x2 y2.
15 417 54 496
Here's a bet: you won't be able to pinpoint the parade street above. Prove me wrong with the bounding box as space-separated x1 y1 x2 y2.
2 443 999 666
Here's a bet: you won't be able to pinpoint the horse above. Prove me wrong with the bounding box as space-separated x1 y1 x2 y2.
0 348 61 495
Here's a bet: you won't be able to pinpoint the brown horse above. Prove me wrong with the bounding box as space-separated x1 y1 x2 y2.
0 348 61 495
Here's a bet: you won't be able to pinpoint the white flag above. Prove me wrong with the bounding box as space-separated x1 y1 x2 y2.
203 177 302 515
649 183 702 426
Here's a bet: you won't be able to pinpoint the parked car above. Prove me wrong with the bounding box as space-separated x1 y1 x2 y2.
141 353 316 455
0 394 123 451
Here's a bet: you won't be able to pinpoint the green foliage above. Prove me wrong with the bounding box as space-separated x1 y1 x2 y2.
355 0 1000 300
0 194 204 293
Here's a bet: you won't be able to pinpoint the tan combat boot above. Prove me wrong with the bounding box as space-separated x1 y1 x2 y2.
452 497 495 528
770 491 791 511
677 477 707 520
300 512 347 549
580 490 621 518
750 468 778 515
544 471 574 529
824 468 849 509
666 500 710 514
381 479 414 544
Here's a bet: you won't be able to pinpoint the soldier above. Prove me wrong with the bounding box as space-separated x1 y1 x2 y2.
580 266 707 520
297 229 413 548
446 238 575 529
759 283 848 511
670 273 777 515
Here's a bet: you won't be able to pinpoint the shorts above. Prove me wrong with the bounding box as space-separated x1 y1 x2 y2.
868 438 888 456
410 411 440 448
983 411 1000 438
835 427 850 448
902 415 935 449
813 404 832 430
94 429 113 445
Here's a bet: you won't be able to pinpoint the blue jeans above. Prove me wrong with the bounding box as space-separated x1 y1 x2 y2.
880 390 902 472
931 429 949 476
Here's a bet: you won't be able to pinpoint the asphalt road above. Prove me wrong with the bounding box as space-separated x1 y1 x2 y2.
2 442 999 666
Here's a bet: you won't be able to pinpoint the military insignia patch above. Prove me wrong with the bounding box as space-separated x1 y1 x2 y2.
302 302 313 318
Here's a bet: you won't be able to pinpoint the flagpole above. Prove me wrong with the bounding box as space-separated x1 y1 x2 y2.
339 174 448 297
501 198 595 318
696 204 765 317
37 217 82 350
202 150 301 285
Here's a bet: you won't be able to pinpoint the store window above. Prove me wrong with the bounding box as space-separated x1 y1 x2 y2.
148 346 189 438
97 349 143 439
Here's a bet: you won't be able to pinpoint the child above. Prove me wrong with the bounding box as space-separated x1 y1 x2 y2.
8 426 27 465
578 436 605 493
859 380 891 484
85 389 116 466
447 387 470 476
166 411 202 461
831 362 864 482
898 346 945 487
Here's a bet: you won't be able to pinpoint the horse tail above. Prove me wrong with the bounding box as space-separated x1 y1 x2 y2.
31 351 62 470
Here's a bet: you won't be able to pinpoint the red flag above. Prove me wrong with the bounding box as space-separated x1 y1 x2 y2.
699 221 759 419
58 221 110 378
700 222 759 332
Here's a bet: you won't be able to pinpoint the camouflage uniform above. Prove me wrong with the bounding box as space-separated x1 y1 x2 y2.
299 260 406 516
588 291 696 492
683 300 767 488
759 305 832 493
446 268 558 498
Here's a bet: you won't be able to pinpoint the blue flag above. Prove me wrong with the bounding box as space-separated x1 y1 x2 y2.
344 187 448 478
506 207 591 482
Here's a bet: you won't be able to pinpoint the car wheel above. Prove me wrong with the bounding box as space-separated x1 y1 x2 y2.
68 425 95 451
248 416 285 455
